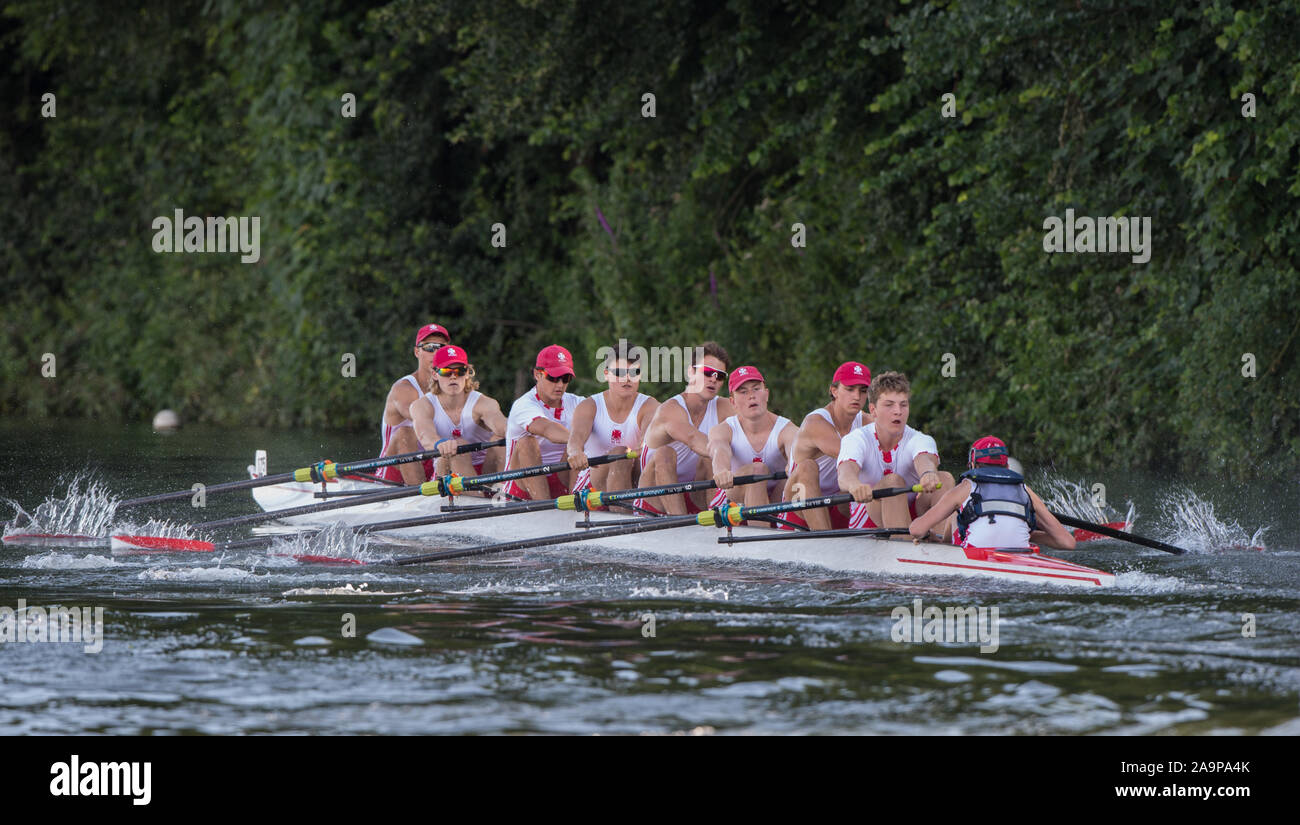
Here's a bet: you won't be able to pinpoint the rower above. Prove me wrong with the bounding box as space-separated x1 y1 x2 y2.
781 361 874 530
636 341 736 514
503 344 585 500
836 371 955 537
409 344 507 487
566 348 660 494
707 366 796 512
908 436 1076 550
378 323 449 484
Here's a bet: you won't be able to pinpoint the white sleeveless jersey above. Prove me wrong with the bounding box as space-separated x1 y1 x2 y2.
425 389 494 466
803 408 869 494
585 392 651 455
708 414 792 504
958 481 1032 549
506 390 584 466
639 394 721 482
380 374 423 453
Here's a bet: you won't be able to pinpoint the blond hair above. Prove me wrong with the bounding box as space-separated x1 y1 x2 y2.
868 371 910 405
428 364 481 395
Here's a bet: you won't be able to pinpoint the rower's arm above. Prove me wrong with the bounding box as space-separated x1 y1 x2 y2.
778 421 798 463
631 397 661 451
707 421 735 487
1026 488 1076 550
390 379 421 421
663 405 710 457
837 460 861 497
909 480 968 539
526 417 572 446
410 396 439 452
474 397 508 438
565 399 598 458
803 415 841 460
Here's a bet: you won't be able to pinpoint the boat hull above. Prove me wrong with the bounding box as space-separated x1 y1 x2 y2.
250 479 1116 588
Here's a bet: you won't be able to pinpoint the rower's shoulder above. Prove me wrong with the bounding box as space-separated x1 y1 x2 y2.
386 374 420 396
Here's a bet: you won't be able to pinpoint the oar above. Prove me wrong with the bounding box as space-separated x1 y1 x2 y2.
716 527 910 544
114 439 506 509
393 484 926 565
1050 512 1187 555
190 450 640 531
110 471 787 555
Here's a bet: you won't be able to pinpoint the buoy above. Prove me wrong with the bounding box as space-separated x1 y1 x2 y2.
152 409 180 431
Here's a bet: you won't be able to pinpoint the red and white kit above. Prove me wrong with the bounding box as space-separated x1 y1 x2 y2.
506 390 585 466
638 394 720 483
379 375 433 482
709 415 794 506
838 422 939 529
426 389 494 470
797 408 869 495
572 392 652 491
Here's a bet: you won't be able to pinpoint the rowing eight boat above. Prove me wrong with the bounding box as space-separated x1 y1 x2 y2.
247 461 1117 588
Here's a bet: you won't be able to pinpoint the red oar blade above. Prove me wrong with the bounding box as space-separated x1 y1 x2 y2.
110 535 217 554
1 533 109 549
1072 521 1131 542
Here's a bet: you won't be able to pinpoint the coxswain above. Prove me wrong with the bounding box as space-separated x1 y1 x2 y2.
409 344 507 487
567 348 660 494
503 344 585 500
836 371 955 536
707 366 796 512
636 342 735 514
378 323 449 484
908 436 1076 550
781 361 874 530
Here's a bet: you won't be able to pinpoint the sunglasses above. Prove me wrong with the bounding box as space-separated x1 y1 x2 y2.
417 342 445 353
435 365 468 377
698 367 728 381
538 370 573 385
607 367 640 379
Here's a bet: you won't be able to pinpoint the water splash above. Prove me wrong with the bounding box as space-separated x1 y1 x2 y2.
2 474 120 538
265 524 381 563
1036 476 1136 528
1158 488 1268 554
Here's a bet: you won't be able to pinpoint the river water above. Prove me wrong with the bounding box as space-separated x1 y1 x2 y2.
1 421 1297 735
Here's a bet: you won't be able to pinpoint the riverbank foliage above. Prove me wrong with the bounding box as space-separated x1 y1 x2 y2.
2 1 1296 477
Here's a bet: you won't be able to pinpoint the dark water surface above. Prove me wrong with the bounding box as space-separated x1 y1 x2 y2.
1 421 1297 735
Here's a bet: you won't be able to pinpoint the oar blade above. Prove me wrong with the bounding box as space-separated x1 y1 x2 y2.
109 535 217 555
1 533 109 549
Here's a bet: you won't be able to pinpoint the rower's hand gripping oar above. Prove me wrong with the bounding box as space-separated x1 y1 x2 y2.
1050 512 1187 555
190 450 640 531
393 483 926 565
114 439 506 509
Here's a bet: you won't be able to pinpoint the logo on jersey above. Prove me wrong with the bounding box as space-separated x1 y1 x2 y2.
611 429 623 443
452 428 462 438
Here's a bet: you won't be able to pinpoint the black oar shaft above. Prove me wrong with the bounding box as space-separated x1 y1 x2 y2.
116 439 505 508
395 514 701 565
1052 512 1186 555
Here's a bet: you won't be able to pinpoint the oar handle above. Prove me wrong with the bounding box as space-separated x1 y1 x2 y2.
1051 512 1186 555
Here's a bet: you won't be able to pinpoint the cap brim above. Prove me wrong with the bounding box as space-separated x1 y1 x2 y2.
542 366 575 378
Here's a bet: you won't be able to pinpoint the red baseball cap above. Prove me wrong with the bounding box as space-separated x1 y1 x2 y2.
434 345 468 368
415 323 450 344
969 436 1009 466
832 361 871 387
728 365 765 393
535 344 575 377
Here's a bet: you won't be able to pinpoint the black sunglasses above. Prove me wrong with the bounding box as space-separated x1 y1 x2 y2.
417 342 445 353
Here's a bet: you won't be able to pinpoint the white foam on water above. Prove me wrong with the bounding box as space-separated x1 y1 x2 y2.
1037 474 1137 528
20 552 122 570
281 583 420 597
1158 489 1269 554
3 473 119 539
445 582 557 596
629 582 731 601
293 636 332 646
137 566 259 583
366 627 423 646
1110 569 1193 593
